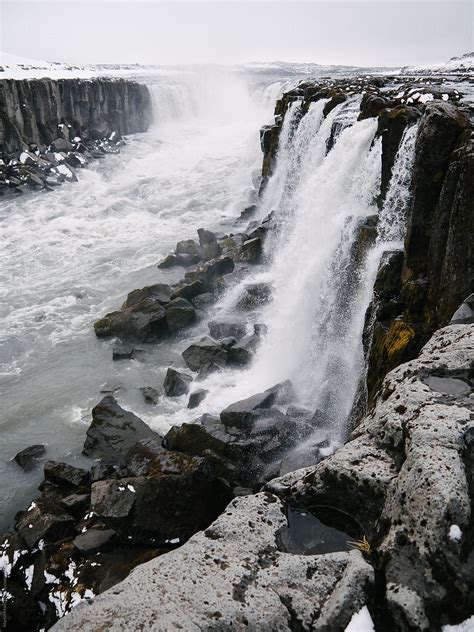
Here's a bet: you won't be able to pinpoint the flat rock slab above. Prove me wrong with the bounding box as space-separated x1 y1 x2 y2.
52 493 373 631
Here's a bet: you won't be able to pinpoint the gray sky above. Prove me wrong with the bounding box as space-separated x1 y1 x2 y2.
1 1 472 67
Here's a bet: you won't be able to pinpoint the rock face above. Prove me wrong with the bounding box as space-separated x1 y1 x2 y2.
365 101 473 401
270 323 474 630
52 493 374 632
0 78 151 156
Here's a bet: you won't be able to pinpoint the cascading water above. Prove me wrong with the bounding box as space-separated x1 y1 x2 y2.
190 100 419 459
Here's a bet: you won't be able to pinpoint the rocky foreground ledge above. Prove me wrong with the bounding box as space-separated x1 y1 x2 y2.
51 323 474 631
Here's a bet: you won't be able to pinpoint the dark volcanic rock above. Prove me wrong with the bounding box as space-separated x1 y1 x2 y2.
164 297 197 332
163 367 193 397
90 454 232 544
83 396 161 464
187 388 208 409
16 499 75 548
220 389 277 429
43 460 90 489
140 386 159 405
125 437 166 477
73 528 116 553
94 299 167 341
208 320 247 341
112 340 136 361
239 282 272 309
13 444 46 471
123 283 173 308
182 336 228 372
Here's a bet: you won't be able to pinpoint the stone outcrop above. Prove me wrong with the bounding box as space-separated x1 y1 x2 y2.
50 323 473 631
0 78 151 156
52 493 374 632
0 77 151 197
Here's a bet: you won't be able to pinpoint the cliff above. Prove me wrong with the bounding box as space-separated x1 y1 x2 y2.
0 78 152 156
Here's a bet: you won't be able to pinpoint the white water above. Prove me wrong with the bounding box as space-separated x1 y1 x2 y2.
0 67 419 529
0 69 280 528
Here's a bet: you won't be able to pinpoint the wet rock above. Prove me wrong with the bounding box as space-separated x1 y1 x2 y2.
254 323 268 336
239 282 272 309
196 362 224 380
171 280 207 301
184 256 235 287
112 340 135 361
182 336 228 372
125 437 166 477
163 367 193 397
13 444 46 471
240 204 258 221
90 454 232 544
123 283 173 308
197 228 217 246
176 239 201 258
73 528 116 553
220 389 277 429
140 386 159 405
208 320 247 341
16 499 75 548
83 396 161 465
187 388 208 409
191 292 215 310
237 237 263 263
43 461 91 490
164 297 196 331
60 493 90 518
94 299 167 341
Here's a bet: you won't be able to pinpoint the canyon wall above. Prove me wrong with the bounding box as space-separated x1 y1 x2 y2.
0 78 152 156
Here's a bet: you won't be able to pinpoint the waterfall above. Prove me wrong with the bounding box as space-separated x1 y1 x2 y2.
194 101 418 451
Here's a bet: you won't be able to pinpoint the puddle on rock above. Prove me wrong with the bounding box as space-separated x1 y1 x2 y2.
277 506 362 555
422 375 471 396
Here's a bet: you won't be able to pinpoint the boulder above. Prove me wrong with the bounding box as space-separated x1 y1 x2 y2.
123 283 173 308
171 280 207 301
14 444 46 471
197 228 217 246
182 337 228 372
176 239 201 257
140 386 159 405
208 320 247 341
239 282 272 309
16 499 75 548
94 299 167 341
187 388 208 409
237 237 263 263
43 461 90 490
73 528 116 553
164 297 196 331
220 389 277 429
125 437 166 477
112 340 135 361
163 368 193 397
83 396 161 464
184 256 234 287
90 454 232 544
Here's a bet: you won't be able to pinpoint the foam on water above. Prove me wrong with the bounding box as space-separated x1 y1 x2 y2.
0 68 275 528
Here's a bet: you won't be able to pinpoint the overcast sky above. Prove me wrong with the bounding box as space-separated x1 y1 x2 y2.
0 1 471 67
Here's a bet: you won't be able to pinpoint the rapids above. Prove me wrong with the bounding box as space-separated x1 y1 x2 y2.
0 67 418 529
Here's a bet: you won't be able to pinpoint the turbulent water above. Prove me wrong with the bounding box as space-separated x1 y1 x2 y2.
0 66 418 529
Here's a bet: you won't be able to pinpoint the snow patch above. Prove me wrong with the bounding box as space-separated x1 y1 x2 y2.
448 524 462 542
345 606 375 632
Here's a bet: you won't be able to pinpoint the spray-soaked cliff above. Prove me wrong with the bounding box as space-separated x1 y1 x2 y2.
0 78 152 155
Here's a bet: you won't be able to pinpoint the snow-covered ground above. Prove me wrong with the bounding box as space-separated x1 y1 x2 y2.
404 52 474 75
